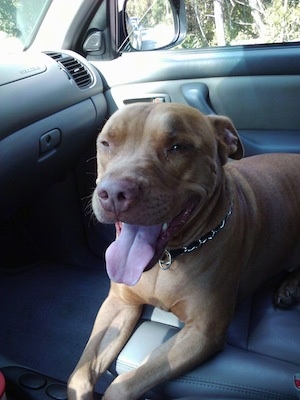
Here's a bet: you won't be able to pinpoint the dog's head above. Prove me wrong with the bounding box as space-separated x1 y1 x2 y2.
92 103 243 285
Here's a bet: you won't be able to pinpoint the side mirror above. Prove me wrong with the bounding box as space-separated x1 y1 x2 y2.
121 0 186 51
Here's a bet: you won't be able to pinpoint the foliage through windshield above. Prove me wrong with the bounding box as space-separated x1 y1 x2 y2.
0 0 50 52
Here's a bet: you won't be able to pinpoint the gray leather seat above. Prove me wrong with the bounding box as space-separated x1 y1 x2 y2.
109 273 300 399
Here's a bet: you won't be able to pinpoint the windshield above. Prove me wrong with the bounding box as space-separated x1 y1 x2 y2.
0 0 51 53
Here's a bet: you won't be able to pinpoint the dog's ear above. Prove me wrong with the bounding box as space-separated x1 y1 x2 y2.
207 115 244 163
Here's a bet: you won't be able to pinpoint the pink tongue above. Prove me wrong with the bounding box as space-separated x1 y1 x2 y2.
105 223 161 286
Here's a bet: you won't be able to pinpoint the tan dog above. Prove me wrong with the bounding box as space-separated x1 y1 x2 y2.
68 103 300 400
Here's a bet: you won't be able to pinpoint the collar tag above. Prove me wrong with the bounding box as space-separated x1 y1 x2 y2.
159 250 172 270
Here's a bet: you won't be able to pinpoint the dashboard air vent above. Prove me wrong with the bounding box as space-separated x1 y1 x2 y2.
45 51 93 89
59 56 93 89
46 51 62 60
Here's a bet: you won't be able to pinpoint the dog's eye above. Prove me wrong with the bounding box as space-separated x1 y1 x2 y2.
101 140 109 147
169 143 190 153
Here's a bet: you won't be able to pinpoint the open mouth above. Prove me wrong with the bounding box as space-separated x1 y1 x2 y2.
105 202 196 286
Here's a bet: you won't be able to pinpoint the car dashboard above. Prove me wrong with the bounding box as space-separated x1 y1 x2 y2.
0 50 107 219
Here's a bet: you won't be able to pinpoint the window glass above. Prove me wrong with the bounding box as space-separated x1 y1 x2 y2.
0 0 51 52
178 0 300 48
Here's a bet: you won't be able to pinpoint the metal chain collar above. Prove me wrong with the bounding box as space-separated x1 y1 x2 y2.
159 202 233 270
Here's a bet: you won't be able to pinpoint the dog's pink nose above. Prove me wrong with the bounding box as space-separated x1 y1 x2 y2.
98 179 139 214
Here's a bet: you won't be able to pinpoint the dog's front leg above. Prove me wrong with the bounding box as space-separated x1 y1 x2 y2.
68 292 142 400
102 320 227 400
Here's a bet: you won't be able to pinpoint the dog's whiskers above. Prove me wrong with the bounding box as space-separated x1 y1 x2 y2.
86 156 97 163
82 194 98 227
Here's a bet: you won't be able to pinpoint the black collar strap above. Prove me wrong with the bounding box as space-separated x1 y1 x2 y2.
159 202 233 270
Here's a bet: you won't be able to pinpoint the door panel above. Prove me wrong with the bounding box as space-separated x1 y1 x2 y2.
96 48 300 157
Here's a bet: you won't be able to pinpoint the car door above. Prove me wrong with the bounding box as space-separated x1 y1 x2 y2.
91 0 300 157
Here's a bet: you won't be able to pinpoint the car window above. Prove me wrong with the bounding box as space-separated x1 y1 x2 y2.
124 0 300 51
0 0 51 52
0 0 85 53
179 0 300 48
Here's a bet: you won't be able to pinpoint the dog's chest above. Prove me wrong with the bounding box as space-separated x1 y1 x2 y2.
131 261 201 311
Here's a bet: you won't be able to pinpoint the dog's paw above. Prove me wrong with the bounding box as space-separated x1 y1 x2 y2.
274 286 300 308
274 281 300 308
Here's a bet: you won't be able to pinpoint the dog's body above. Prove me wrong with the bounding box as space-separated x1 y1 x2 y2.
68 103 300 400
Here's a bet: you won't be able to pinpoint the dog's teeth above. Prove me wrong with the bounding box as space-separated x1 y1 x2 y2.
162 223 168 232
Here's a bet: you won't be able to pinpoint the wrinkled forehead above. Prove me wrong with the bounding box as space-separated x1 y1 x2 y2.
147 107 197 134
102 104 151 133
145 104 214 144
102 103 212 143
